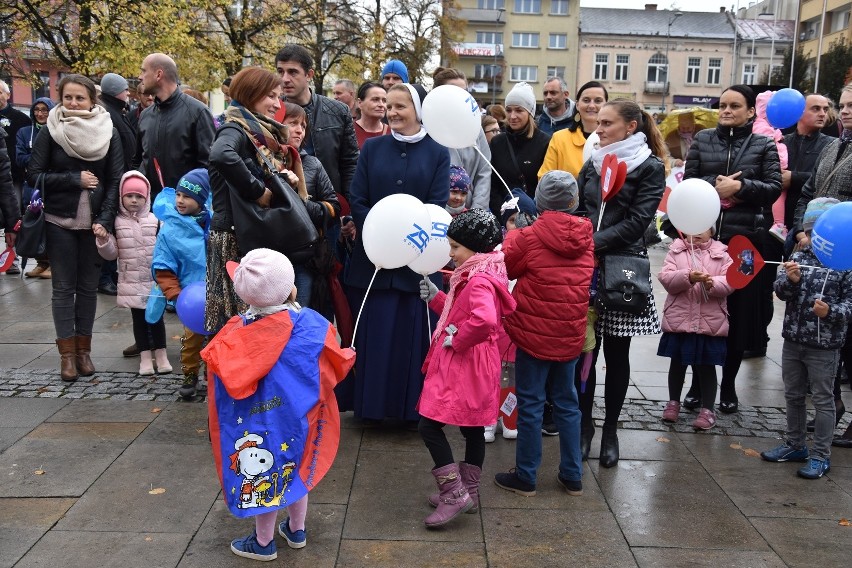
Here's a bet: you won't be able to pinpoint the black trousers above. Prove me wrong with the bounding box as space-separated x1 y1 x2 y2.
418 416 485 469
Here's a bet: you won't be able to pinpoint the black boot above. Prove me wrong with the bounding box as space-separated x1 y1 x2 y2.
580 418 595 461
599 425 619 468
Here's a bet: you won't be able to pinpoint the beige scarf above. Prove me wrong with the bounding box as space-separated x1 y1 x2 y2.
47 104 113 161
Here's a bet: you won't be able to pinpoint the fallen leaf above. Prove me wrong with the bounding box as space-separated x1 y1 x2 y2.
145 536 153 541
148 487 166 495
839 518 850 526
730 443 743 450
655 436 670 443
33 470 46 475
151 407 162 414
743 448 761 457
196 429 206 434
37 387 49 393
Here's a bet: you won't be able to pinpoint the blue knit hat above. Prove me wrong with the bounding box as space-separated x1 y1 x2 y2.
176 168 210 209
501 188 537 227
450 165 471 193
381 60 409 84
803 197 839 231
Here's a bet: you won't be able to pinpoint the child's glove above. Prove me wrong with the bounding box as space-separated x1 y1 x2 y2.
442 324 457 348
420 277 439 302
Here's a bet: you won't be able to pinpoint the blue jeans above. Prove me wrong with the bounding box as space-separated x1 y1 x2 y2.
782 340 838 459
293 265 313 307
515 348 582 485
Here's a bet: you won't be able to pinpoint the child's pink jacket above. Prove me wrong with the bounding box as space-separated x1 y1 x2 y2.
657 238 734 337
754 91 789 170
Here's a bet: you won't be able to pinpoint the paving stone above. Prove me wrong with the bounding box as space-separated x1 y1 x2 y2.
0 497 76 568
0 398 67 428
633 548 787 567
46 399 162 423
751 517 852 566
338 540 487 568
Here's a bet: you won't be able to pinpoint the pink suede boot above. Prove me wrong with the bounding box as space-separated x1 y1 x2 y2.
428 461 481 513
424 463 473 528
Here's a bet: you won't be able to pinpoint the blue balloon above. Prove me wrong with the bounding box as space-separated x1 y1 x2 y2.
765 88 806 129
811 202 852 270
176 281 209 335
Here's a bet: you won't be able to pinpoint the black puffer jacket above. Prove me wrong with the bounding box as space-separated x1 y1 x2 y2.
684 122 781 242
488 127 551 214
579 154 665 256
27 128 122 233
0 127 16 232
99 92 136 173
134 89 215 198
303 94 359 199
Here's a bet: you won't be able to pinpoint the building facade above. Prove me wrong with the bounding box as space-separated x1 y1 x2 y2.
732 17 795 87
578 6 736 113
799 0 851 90
452 0 581 107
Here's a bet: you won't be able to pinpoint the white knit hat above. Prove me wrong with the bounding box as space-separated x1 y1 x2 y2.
226 248 295 307
505 82 536 116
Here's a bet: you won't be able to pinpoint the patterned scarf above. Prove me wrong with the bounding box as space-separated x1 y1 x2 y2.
223 102 308 200
433 250 508 343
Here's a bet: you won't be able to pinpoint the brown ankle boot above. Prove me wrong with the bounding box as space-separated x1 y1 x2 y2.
75 335 95 376
56 337 78 382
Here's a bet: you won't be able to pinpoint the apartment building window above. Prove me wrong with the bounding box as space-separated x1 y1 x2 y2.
478 0 505 9
476 31 503 44
647 53 667 84
512 32 540 48
745 45 756 55
514 0 541 13
594 53 609 80
686 57 701 84
707 58 722 85
32 72 50 100
549 33 567 49
831 10 850 32
615 54 629 81
510 65 538 82
474 64 498 79
551 0 569 15
547 66 566 78
742 63 757 84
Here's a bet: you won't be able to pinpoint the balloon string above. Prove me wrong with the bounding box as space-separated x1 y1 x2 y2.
473 146 519 213
688 236 709 303
817 271 830 343
351 267 379 347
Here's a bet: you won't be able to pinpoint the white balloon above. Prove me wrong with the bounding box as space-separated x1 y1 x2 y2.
362 194 432 269
422 85 482 149
582 132 600 163
666 178 721 235
408 204 453 275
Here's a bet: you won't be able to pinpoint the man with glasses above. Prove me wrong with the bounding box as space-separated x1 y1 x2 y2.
536 76 575 136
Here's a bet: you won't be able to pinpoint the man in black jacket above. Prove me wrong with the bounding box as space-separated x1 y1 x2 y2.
134 53 215 201
0 81 30 275
0 127 17 259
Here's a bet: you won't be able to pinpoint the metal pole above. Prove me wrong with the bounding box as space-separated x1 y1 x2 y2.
769 0 778 81
790 0 801 88
814 0 829 90
491 8 504 107
662 12 681 113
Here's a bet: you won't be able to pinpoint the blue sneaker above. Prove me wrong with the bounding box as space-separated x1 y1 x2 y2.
230 530 277 561
494 469 536 496
278 516 306 549
760 443 809 462
797 457 831 479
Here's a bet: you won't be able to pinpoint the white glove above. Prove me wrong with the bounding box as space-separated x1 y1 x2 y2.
419 277 439 302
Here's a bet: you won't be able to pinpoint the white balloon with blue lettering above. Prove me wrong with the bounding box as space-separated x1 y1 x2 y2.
408 204 453 275
362 193 432 270
422 85 482 149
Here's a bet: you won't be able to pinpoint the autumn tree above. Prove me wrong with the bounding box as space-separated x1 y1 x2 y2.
770 43 813 93
817 37 852 103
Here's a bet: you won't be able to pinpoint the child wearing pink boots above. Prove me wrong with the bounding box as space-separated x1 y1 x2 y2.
417 209 516 528
95 171 172 376
657 227 733 430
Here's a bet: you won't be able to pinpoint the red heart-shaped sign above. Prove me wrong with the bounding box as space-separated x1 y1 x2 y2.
726 235 766 289
606 160 627 202
601 154 616 198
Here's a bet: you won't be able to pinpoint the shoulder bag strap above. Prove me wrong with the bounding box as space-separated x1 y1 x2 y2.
726 133 752 175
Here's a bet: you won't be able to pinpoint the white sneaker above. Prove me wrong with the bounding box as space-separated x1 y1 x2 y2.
484 423 496 443
501 417 518 439
768 223 787 243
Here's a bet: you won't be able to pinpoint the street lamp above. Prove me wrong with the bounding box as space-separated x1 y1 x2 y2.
662 10 682 113
491 8 505 107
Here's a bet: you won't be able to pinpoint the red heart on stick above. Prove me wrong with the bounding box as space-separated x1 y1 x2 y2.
726 235 766 289
601 154 626 203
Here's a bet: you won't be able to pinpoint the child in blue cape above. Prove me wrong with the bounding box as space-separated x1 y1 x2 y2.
150 168 210 398
202 248 355 561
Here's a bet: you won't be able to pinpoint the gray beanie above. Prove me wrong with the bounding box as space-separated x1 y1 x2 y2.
100 73 128 97
504 82 536 116
535 170 579 214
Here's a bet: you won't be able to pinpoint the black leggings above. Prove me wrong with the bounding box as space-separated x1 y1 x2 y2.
418 416 485 469
576 335 632 426
667 360 717 411
130 308 167 351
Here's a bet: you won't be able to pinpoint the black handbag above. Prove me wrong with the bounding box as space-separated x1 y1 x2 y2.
595 253 652 315
16 175 47 258
229 135 319 264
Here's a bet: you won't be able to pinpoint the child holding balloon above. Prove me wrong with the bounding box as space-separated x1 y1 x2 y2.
657 226 733 430
95 170 172 376
417 208 516 528
762 197 852 479
150 168 211 399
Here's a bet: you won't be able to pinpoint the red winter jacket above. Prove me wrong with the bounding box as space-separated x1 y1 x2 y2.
503 211 594 361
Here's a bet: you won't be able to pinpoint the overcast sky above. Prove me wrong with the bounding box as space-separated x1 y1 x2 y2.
579 0 740 12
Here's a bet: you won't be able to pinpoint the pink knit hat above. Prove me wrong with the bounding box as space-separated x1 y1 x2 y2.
226 248 295 307
120 171 150 198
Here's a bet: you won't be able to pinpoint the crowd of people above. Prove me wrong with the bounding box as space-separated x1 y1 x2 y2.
1 50 852 559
